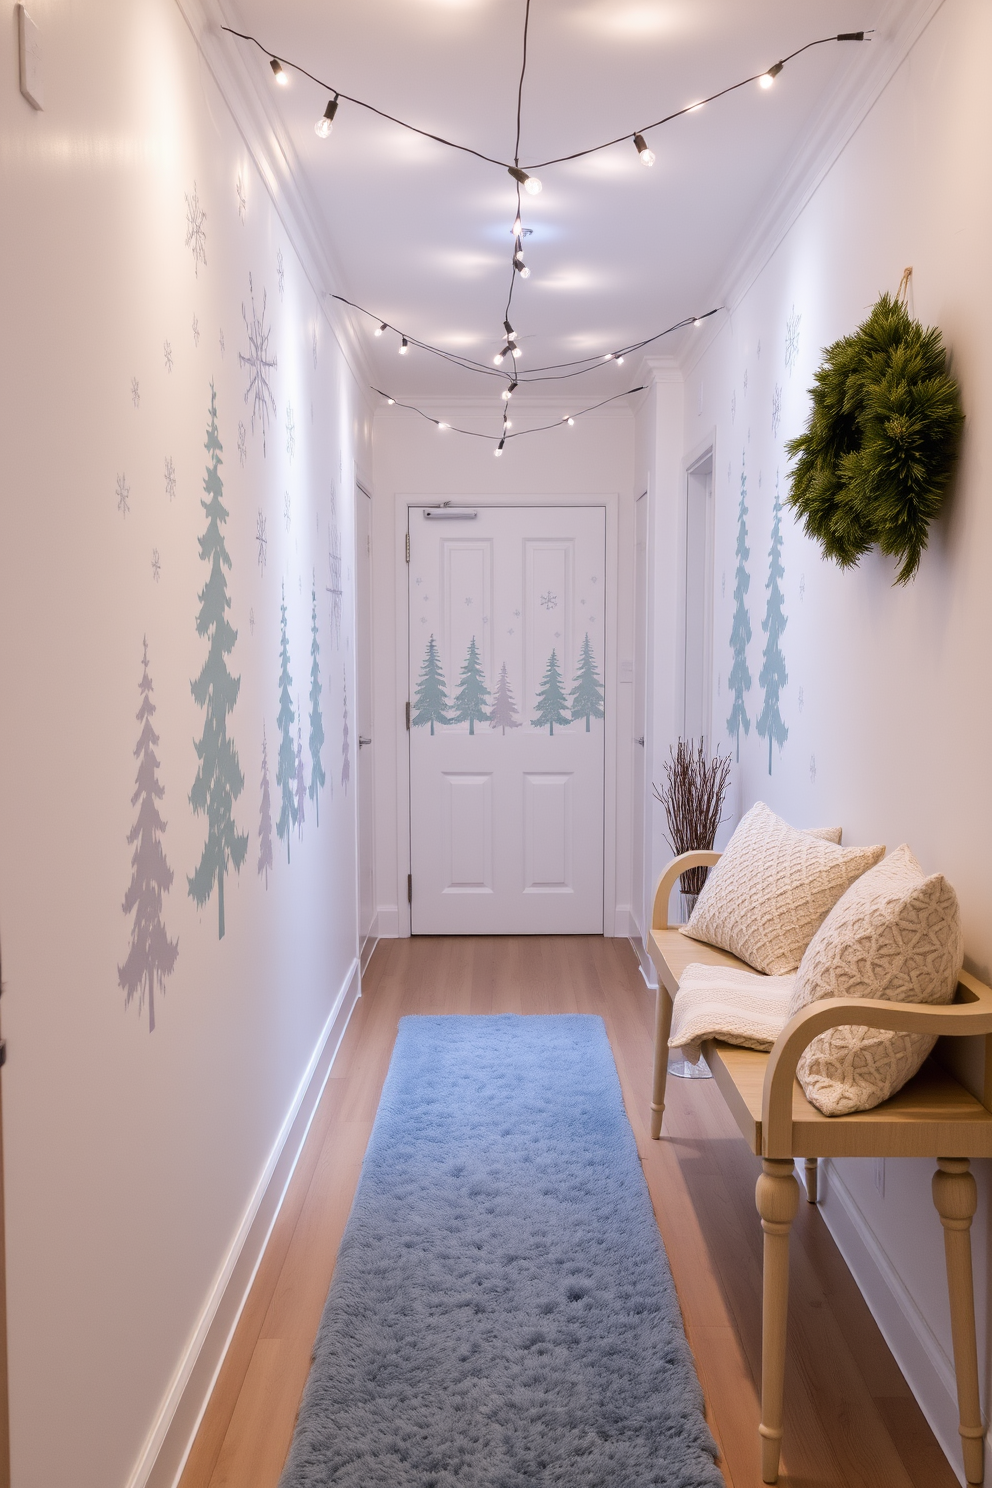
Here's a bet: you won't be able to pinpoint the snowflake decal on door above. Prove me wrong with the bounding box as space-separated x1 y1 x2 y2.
184 183 207 276
240 273 278 454
540 591 558 611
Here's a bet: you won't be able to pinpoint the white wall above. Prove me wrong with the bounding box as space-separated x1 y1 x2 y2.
666 0 992 1475
371 402 636 936
0 3 369 1484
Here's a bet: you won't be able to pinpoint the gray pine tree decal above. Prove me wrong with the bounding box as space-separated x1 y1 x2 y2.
307 578 326 824
726 456 753 761
533 649 570 734
756 476 789 774
341 671 351 793
569 633 605 731
412 634 450 734
119 638 178 1032
276 583 298 862
188 384 249 939
452 636 490 733
258 723 274 888
489 662 522 733
295 703 307 838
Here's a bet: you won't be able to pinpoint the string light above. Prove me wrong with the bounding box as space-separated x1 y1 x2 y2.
616 355 625 365
759 62 784 89
374 322 386 336
633 133 655 167
269 57 288 85
399 337 409 354
502 382 517 400
567 417 575 426
495 438 505 456
438 421 449 430
315 95 339 137
508 167 542 195
377 386 645 451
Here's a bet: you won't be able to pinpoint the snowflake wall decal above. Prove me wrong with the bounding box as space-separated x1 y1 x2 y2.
276 248 284 299
116 473 130 516
164 455 176 501
730 390 736 424
151 548 161 582
785 306 801 375
163 340 173 373
219 328 225 358
540 591 558 610
237 421 247 467
256 510 268 573
284 490 292 531
184 183 207 276
327 522 343 648
191 314 200 347
240 273 277 454
236 174 246 225
799 573 806 601
286 400 296 461
810 753 817 784
771 383 782 438
131 377 140 409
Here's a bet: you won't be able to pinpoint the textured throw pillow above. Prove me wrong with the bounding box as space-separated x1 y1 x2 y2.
668 964 794 1060
792 845 964 1116
680 802 884 975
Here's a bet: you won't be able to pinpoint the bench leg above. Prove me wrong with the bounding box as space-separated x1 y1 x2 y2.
756 1157 800 1484
650 985 673 1139
804 1157 818 1204
933 1158 985 1485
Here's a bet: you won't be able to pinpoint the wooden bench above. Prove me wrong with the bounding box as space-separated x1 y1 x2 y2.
648 849 992 1486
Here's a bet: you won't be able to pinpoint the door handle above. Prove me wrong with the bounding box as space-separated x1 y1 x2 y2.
358 736 372 747
636 737 645 746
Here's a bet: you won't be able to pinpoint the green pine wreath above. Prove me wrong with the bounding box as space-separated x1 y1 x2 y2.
785 290 963 584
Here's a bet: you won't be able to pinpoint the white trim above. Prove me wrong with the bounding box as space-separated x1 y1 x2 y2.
127 959 362 1488
817 1158 990 1488
629 934 658 991
375 904 400 938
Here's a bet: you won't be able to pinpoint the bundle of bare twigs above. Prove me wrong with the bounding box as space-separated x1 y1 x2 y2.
652 738 732 895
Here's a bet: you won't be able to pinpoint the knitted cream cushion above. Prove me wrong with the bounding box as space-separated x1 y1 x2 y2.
680 802 884 975
792 845 964 1116
668 964 794 1060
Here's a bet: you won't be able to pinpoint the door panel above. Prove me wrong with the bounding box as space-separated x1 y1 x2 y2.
409 505 605 934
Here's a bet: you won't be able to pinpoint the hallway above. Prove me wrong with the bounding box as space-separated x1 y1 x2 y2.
180 937 953 1488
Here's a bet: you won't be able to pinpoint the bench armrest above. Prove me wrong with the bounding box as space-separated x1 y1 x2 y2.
651 850 722 931
762 971 992 1156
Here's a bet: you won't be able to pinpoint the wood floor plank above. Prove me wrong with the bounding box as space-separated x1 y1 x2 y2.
179 936 959 1488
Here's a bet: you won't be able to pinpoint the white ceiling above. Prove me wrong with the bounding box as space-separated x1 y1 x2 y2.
225 0 885 412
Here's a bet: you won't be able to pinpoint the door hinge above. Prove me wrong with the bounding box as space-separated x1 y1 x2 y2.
405 532 410 563
405 700 410 730
0 1040 7 1068
407 873 412 904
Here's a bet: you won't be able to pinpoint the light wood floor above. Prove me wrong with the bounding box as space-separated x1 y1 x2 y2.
179 936 957 1488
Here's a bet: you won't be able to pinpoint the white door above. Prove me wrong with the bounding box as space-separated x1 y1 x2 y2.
356 483 376 954
409 504 606 935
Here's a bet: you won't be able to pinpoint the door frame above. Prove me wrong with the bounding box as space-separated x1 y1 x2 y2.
392 491 622 938
355 479 377 970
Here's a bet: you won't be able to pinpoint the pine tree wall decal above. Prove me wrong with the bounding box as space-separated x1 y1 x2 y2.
295 703 307 838
188 383 249 939
726 455 753 762
275 583 298 863
756 475 789 774
532 649 570 734
341 671 351 793
258 723 274 887
569 633 605 731
489 661 522 733
452 636 490 734
412 635 450 734
119 638 178 1032
307 577 326 824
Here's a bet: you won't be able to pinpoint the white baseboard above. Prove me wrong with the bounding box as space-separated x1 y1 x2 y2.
612 904 636 938
629 934 658 990
376 904 400 937
817 1158 990 1488
127 958 362 1488
360 925 378 973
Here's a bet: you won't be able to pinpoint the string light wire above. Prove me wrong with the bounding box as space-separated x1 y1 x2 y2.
371 384 647 446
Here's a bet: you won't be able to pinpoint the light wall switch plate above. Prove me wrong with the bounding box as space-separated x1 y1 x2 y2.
18 6 43 111
619 660 634 684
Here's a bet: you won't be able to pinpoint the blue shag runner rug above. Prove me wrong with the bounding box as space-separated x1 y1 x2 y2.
280 1015 721 1487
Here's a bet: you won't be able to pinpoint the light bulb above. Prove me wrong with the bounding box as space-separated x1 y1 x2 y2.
567 417 575 426
315 97 338 137
399 338 409 355
633 133 655 167
688 101 705 113
374 322 386 337
508 167 541 195
494 439 505 457
386 398 395 406
511 345 522 358
493 351 506 365
603 353 614 362
693 318 702 328
523 175 542 196
519 266 530 278
504 420 512 429
616 355 625 365
512 216 522 237
502 388 511 400
760 61 784 88
438 422 449 431
270 58 288 85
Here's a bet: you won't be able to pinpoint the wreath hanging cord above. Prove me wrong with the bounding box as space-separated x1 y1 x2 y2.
785 275 963 584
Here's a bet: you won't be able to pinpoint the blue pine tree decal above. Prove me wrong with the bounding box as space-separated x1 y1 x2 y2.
726 455 753 761
188 383 249 938
307 577 326 824
295 704 307 838
756 474 789 774
412 634 450 734
119 637 178 1031
532 649 570 734
569 633 605 731
275 583 297 863
489 662 522 733
452 636 490 734
258 724 273 888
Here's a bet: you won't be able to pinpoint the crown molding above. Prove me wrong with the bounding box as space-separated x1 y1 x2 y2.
680 0 948 378
172 0 377 410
